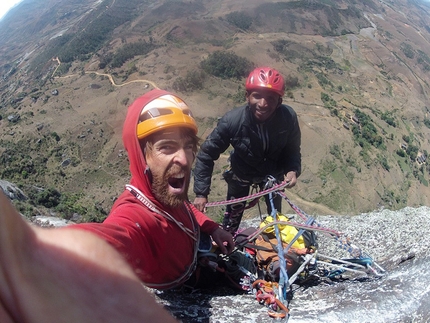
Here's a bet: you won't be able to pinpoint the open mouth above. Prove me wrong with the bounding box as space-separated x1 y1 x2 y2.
168 173 185 190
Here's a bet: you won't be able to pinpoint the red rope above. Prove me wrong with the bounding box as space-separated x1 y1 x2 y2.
205 181 290 207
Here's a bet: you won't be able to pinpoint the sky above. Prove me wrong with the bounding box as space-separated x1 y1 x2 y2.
0 0 23 20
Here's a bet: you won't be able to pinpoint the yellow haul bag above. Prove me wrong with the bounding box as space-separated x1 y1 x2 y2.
260 214 306 249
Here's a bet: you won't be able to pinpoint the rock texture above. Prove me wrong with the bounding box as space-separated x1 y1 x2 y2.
0 180 26 201
154 206 430 323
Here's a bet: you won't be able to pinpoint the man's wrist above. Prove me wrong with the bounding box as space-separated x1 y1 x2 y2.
195 194 207 198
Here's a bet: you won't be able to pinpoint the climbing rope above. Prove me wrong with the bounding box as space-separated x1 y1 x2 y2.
204 175 385 275
204 180 290 208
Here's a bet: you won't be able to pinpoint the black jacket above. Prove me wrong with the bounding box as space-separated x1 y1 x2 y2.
193 104 301 197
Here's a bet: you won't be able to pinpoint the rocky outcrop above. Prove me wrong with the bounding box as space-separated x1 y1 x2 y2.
0 180 26 201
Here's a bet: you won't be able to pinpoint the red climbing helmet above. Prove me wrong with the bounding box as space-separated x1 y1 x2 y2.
245 67 285 97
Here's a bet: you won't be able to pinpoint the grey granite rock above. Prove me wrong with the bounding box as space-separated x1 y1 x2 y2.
0 180 26 201
154 206 430 323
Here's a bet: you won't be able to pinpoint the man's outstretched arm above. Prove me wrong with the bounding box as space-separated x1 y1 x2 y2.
0 192 177 323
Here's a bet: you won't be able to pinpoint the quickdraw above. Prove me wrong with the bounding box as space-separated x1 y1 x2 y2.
252 279 290 319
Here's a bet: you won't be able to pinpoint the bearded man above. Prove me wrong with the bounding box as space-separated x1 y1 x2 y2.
0 89 233 323
74 89 234 289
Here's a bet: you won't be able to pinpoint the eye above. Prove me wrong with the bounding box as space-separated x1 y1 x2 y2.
158 144 176 153
184 143 195 151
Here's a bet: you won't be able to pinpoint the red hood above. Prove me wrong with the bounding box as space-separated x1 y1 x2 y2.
122 89 173 209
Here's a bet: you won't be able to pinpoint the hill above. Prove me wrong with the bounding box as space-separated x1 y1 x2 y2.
1 0 430 221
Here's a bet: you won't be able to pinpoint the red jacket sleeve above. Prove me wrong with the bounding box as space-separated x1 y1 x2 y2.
188 203 220 235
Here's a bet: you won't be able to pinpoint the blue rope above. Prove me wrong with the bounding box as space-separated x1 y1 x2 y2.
268 192 289 302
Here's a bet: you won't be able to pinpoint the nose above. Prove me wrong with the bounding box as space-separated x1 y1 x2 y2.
259 97 268 107
173 147 189 166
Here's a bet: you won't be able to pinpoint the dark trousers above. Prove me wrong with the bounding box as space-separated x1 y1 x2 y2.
222 178 282 234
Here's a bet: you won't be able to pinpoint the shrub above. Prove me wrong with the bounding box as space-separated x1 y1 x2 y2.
172 70 206 93
352 109 385 149
284 74 299 88
34 188 61 208
396 149 406 157
111 41 157 68
200 51 253 79
321 92 336 108
226 11 252 30
400 42 415 59
381 112 396 127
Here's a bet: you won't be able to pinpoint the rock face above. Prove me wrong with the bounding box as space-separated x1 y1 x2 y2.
31 216 70 227
0 180 72 227
0 180 26 201
154 206 430 323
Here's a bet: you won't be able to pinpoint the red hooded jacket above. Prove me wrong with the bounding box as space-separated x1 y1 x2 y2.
72 89 219 289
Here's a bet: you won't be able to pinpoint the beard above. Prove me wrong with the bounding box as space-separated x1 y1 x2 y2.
150 167 190 208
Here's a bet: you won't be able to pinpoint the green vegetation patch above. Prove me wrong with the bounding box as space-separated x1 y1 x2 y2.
400 42 415 59
313 186 355 213
110 41 158 68
172 70 207 93
200 51 253 79
30 0 144 75
225 11 252 30
352 109 384 149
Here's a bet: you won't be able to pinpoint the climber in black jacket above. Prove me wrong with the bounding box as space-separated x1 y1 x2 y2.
193 66 302 234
